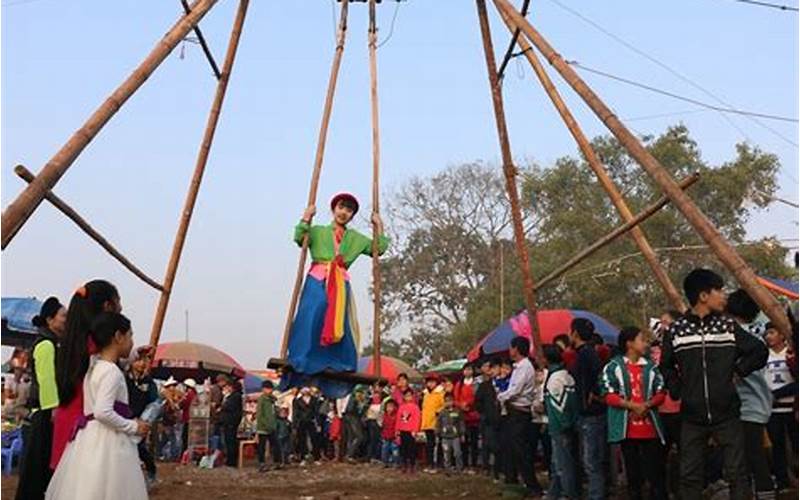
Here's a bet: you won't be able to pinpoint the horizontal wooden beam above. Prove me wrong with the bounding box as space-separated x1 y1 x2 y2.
267 357 387 386
15 165 163 291
536 172 700 291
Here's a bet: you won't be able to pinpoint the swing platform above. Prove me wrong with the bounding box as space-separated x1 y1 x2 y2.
267 357 387 386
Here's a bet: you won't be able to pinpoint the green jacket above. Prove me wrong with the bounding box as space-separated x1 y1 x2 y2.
599 355 666 444
255 393 277 434
544 363 579 434
294 222 390 268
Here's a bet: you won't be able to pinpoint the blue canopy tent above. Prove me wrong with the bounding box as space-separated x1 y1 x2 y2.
2 297 42 348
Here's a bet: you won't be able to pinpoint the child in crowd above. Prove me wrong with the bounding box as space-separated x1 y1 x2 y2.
255 380 282 471
396 389 421 474
764 323 798 492
329 404 343 461
661 269 767 500
544 344 579 500
46 312 149 500
727 290 776 499
380 399 399 466
475 359 501 479
600 326 667 500
276 406 293 465
436 393 465 473
366 382 384 462
454 364 480 469
494 358 512 480
420 375 444 472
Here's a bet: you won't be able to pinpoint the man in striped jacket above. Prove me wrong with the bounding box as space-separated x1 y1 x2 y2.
660 269 768 500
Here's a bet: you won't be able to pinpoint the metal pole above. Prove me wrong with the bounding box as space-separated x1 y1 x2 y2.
279 1 350 360
180 0 222 80
495 6 686 312
14 165 163 291
536 173 700 290
368 0 382 378
475 0 544 366
493 0 793 337
1 0 219 249
149 0 250 347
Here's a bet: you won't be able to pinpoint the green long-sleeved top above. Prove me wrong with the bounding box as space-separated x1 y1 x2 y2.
255 393 277 434
33 340 59 410
294 221 389 268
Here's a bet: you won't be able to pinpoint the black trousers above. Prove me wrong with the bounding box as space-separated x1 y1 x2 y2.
531 422 552 473
463 425 479 467
767 412 799 488
620 438 667 500
257 432 282 465
296 420 320 460
399 431 416 466
344 415 364 458
660 412 681 497
138 440 156 477
367 420 382 460
223 424 238 467
480 420 501 477
680 418 748 500
741 421 775 495
424 429 437 467
505 409 540 491
15 409 53 500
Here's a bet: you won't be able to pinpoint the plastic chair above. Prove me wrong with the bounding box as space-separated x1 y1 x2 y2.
2 436 23 475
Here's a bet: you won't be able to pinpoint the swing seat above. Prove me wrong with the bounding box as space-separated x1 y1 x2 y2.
267 357 386 398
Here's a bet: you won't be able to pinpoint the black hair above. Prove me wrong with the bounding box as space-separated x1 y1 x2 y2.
32 296 63 328
571 318 595 341
553 334 570 348
377 379 388 388
402 388 413 396
510 336 530 356
488 359 500 368
683 268 724 307
385 398 398 407
590 333 604 346
726 289 760 323
543 344 563 365
444 392 454 400
89 312 131 350
499 358 512 367
617 326 642 353
56 280 120 404
262 380 274 389
397 373 408 381
337 197 358 213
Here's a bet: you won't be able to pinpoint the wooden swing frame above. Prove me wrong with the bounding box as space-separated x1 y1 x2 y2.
0 0 792 376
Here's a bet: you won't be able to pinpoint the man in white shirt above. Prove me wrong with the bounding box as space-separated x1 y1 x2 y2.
497 336 542 495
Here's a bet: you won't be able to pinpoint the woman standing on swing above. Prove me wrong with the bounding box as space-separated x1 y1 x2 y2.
287 193 389 380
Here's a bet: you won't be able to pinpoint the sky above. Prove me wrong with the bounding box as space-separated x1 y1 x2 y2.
1 0 798 369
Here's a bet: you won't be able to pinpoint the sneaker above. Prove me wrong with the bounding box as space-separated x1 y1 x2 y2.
299 460 307 467
258 464 268 473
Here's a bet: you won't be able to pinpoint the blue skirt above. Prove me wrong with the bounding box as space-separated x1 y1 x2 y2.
282 275 359 398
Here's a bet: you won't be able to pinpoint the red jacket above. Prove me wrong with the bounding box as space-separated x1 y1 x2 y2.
381 410 398 439
453 379 480 427
396 402 421 433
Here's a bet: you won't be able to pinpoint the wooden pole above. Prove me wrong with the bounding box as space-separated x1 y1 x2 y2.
493 0 793 337
475 0 544 366
149 0 250 347
536 173 700 290
495 7 686 312
279 1 350 359
368 0 382 378
14 165 163 291
1 0 219 250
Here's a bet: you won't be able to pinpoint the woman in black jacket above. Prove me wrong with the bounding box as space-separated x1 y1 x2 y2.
220 380 243 467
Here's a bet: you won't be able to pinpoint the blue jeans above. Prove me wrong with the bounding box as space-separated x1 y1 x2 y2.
577 414 606 500
441 437 463 470
549 431 578 499
381 438 398 465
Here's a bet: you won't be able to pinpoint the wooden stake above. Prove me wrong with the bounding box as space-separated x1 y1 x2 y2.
279 1 350 359
1 0 219 250
495 7 685 312
475 0 544 366
149 0 250 347
14 165 163 292
536 173 700 290
493 0 793 337
368 0 382 378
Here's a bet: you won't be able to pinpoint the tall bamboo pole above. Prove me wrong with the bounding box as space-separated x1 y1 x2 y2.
493 0 793 338
496 7 685 312
149 0 250 347
279 1 350 359
14 165 163 291
475 0 544 365
1 0 219 249
536 173 700 291
368 0 383 378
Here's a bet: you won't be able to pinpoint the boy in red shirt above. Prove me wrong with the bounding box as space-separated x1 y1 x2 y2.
380 399 399 466
600 326 667 500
